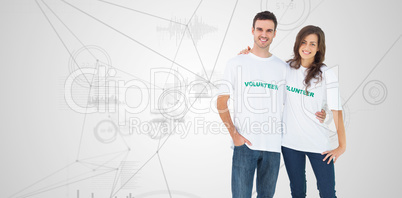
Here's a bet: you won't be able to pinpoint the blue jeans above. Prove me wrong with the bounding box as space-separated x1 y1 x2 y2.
231 144 280 198
282 146 337 198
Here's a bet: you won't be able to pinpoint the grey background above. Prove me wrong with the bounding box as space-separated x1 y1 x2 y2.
1 0 401 197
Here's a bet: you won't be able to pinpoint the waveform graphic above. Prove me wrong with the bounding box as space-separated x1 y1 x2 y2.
157 15 218 46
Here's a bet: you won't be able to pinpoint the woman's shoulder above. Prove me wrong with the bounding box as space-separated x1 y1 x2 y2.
320 65 339 82
320 64 328 69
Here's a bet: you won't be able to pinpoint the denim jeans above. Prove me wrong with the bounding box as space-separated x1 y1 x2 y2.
281 146 337 198
231 144 280 198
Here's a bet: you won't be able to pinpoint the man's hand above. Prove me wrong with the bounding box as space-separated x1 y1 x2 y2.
315 109 326 123
232 132 252 147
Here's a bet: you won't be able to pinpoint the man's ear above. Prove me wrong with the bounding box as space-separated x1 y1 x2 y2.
251 27 255 35
273 29 277 38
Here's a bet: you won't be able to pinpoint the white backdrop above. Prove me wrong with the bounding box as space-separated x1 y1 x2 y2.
1 0 402 197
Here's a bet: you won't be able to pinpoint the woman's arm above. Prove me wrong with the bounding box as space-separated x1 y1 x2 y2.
322 110 346 164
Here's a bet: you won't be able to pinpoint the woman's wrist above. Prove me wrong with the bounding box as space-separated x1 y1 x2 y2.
338 144 346 150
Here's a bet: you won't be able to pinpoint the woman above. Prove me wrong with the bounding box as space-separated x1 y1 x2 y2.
240 25 346 198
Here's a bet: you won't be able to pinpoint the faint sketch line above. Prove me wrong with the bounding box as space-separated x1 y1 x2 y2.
162 24 188 88
36 0 99 164
157 83 209 151
42 0 164 94
78 150 129 171
114 83 211 196
35 0 91 85
78 149 129 161
112 152 158 196
208 0 239 81
110 152 130 198
310 0 325 13
98 0 187 26
60 0 207 81
278 0 294 21
343 34 402 105
15 169 116 198
98 61 165 90
187 0 203 26
188 28 208 78
75 69 99 160
78 161 117 170
40 0 97 66
157 153 172 198
8 162 75 198
271 0 324 51
183 0 208 78
162 0 204 88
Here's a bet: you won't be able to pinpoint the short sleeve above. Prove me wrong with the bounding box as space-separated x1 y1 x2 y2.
324 68 342 110
218 61 235 96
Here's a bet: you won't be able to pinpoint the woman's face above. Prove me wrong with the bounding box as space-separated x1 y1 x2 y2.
299 33 319 62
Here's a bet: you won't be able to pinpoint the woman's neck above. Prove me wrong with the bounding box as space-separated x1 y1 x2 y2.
301 58 313 68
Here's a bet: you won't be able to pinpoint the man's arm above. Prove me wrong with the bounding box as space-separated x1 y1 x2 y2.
237 46 326 123
217 95 252 146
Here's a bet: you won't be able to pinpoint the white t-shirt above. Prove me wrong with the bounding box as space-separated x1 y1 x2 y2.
282 64 342 153
219 53 287 153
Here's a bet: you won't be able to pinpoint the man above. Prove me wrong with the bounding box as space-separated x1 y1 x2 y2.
217 11 325 198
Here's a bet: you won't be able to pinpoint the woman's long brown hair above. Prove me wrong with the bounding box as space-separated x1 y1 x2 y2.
287 25 326 93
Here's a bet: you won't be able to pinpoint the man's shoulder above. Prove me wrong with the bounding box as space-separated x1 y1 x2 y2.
228 54 249 62
225 54 249 69
269 55 288 70
270 55 287 65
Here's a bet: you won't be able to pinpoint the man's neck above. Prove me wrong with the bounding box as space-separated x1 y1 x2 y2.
250 46 272 58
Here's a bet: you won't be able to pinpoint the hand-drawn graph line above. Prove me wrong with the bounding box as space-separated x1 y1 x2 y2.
98 0 187 26
60 0 208 82
271 0 325 51
343 34 402 106
208 0 239 81
23 0 398 197
110 0 242 195
15 0 310 197
17 169 118 198
32 0 93 87
97 0 209 86
9 149 130 197
34 0 108 162
11 153 123 197
102 0 240 190
9 0 134 197
12 0 239 197
110 152 131 197
112 78 216 197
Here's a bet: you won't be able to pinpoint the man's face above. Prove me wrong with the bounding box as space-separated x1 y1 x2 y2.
252 20 276 49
